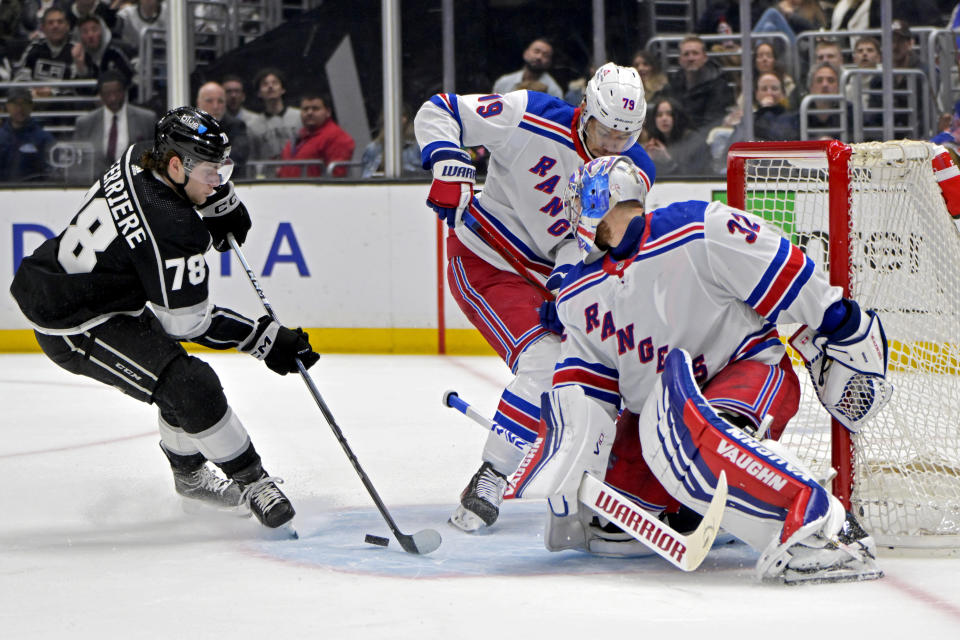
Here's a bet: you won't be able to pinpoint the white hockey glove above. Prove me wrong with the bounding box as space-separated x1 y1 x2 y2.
789 308 893 432
426 149 475 228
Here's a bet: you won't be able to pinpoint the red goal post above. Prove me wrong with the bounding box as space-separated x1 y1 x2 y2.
726 140 960 549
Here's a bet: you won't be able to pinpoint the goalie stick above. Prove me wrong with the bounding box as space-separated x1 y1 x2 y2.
442 389 729 570
229 234 441 555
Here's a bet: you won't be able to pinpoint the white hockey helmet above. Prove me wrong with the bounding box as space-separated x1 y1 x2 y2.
578 62 647 155
564 155 649 260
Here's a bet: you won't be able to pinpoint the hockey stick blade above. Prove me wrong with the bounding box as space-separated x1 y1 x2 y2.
579 471 728 572
230 234 441 555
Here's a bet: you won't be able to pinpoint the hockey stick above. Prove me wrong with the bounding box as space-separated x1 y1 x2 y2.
228 234 441 555
442 389 728 570
461 210 555 302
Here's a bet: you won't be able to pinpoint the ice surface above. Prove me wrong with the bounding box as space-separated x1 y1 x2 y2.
2 353 959 638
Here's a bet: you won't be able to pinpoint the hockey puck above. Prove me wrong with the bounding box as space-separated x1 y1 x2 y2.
364 534 390 547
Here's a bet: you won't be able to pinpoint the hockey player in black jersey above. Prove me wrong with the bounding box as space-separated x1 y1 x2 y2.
9 106 319 533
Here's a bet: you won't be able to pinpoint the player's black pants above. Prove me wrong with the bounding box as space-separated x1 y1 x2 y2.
34 312 260 475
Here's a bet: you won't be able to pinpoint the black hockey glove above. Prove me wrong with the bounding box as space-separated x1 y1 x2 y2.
242 315 320 375
197 183 252 252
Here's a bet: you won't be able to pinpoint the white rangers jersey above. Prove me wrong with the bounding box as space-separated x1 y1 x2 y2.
415 90 656 283
553 200 842 416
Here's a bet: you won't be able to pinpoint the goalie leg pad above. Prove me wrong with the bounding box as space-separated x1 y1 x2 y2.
512 385 615 506
638 349 833 552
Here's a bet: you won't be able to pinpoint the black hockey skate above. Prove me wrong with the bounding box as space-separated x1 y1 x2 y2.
233 463 296 531
449 462 508 532
173 464 246 511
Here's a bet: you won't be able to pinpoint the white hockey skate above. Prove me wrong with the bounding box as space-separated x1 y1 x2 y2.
759 510 883 585
449 462 508 532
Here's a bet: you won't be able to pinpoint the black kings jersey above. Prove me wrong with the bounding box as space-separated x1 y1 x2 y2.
10 143 247 345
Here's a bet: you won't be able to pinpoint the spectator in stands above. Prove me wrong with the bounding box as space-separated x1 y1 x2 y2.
14 7 77 87
492 37 563 99
116 0 167 55
853 36 881 69
864 20 927 136
360 104 425 178
931 100 960 150
196 80 249 174
223 74 258 128
667 35 735 133
1 0 21 41
696 1 767 33
0 86 55 181
0 38 13 83
755 0 827 42
64 0 122 40
753 41 797 107
814 39 845 69
846 36 880 110
641 96 708 177
72 15 134 85
277 92 354 179
800 62 851 140
830 0 940 32
731 71 799 143
21 0 60 40
247 67 300 161
73 69 154 174
632 50 668 106
563 66 594 106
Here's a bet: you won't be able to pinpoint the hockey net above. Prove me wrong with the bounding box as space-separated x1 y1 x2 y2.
727 140 960 549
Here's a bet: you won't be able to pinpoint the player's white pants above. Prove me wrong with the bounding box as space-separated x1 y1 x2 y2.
482 334 561 475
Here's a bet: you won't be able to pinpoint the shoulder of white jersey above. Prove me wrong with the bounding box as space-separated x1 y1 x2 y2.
520 90 578 151
622 144 656 190
644 200 709 245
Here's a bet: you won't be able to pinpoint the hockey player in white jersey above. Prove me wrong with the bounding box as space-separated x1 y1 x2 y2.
517 156 890 583
415 63 656 532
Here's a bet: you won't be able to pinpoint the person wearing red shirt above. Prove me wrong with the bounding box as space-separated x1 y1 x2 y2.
277 92 355 178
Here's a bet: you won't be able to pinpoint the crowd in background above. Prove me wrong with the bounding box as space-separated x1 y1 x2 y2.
3 0 960 183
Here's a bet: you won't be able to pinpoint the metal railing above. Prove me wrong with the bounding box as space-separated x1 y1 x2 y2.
843 68 930 142
0 81 99 136
798 93 848 141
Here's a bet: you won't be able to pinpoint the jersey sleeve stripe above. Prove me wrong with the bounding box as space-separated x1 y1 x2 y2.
745 237 790 307
766 258 814 323
517 119 576 151
751 242 810 318
420 140 461 169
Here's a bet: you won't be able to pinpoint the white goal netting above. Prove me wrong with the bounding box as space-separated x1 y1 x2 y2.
731 141 960 548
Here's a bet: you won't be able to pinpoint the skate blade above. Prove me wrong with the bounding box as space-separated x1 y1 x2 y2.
261 522 298 541
448 508 489 534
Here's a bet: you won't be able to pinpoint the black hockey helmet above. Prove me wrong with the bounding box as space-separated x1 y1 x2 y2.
153 106 233 181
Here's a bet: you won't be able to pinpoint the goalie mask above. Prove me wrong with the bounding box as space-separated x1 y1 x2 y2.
578 62 646 158
564 155 649 261
154 106 234 185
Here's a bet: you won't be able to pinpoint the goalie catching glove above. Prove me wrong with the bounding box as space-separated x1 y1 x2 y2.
789 300 893 432
426 149 475 227
197 182 252 252
241 315 320 375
